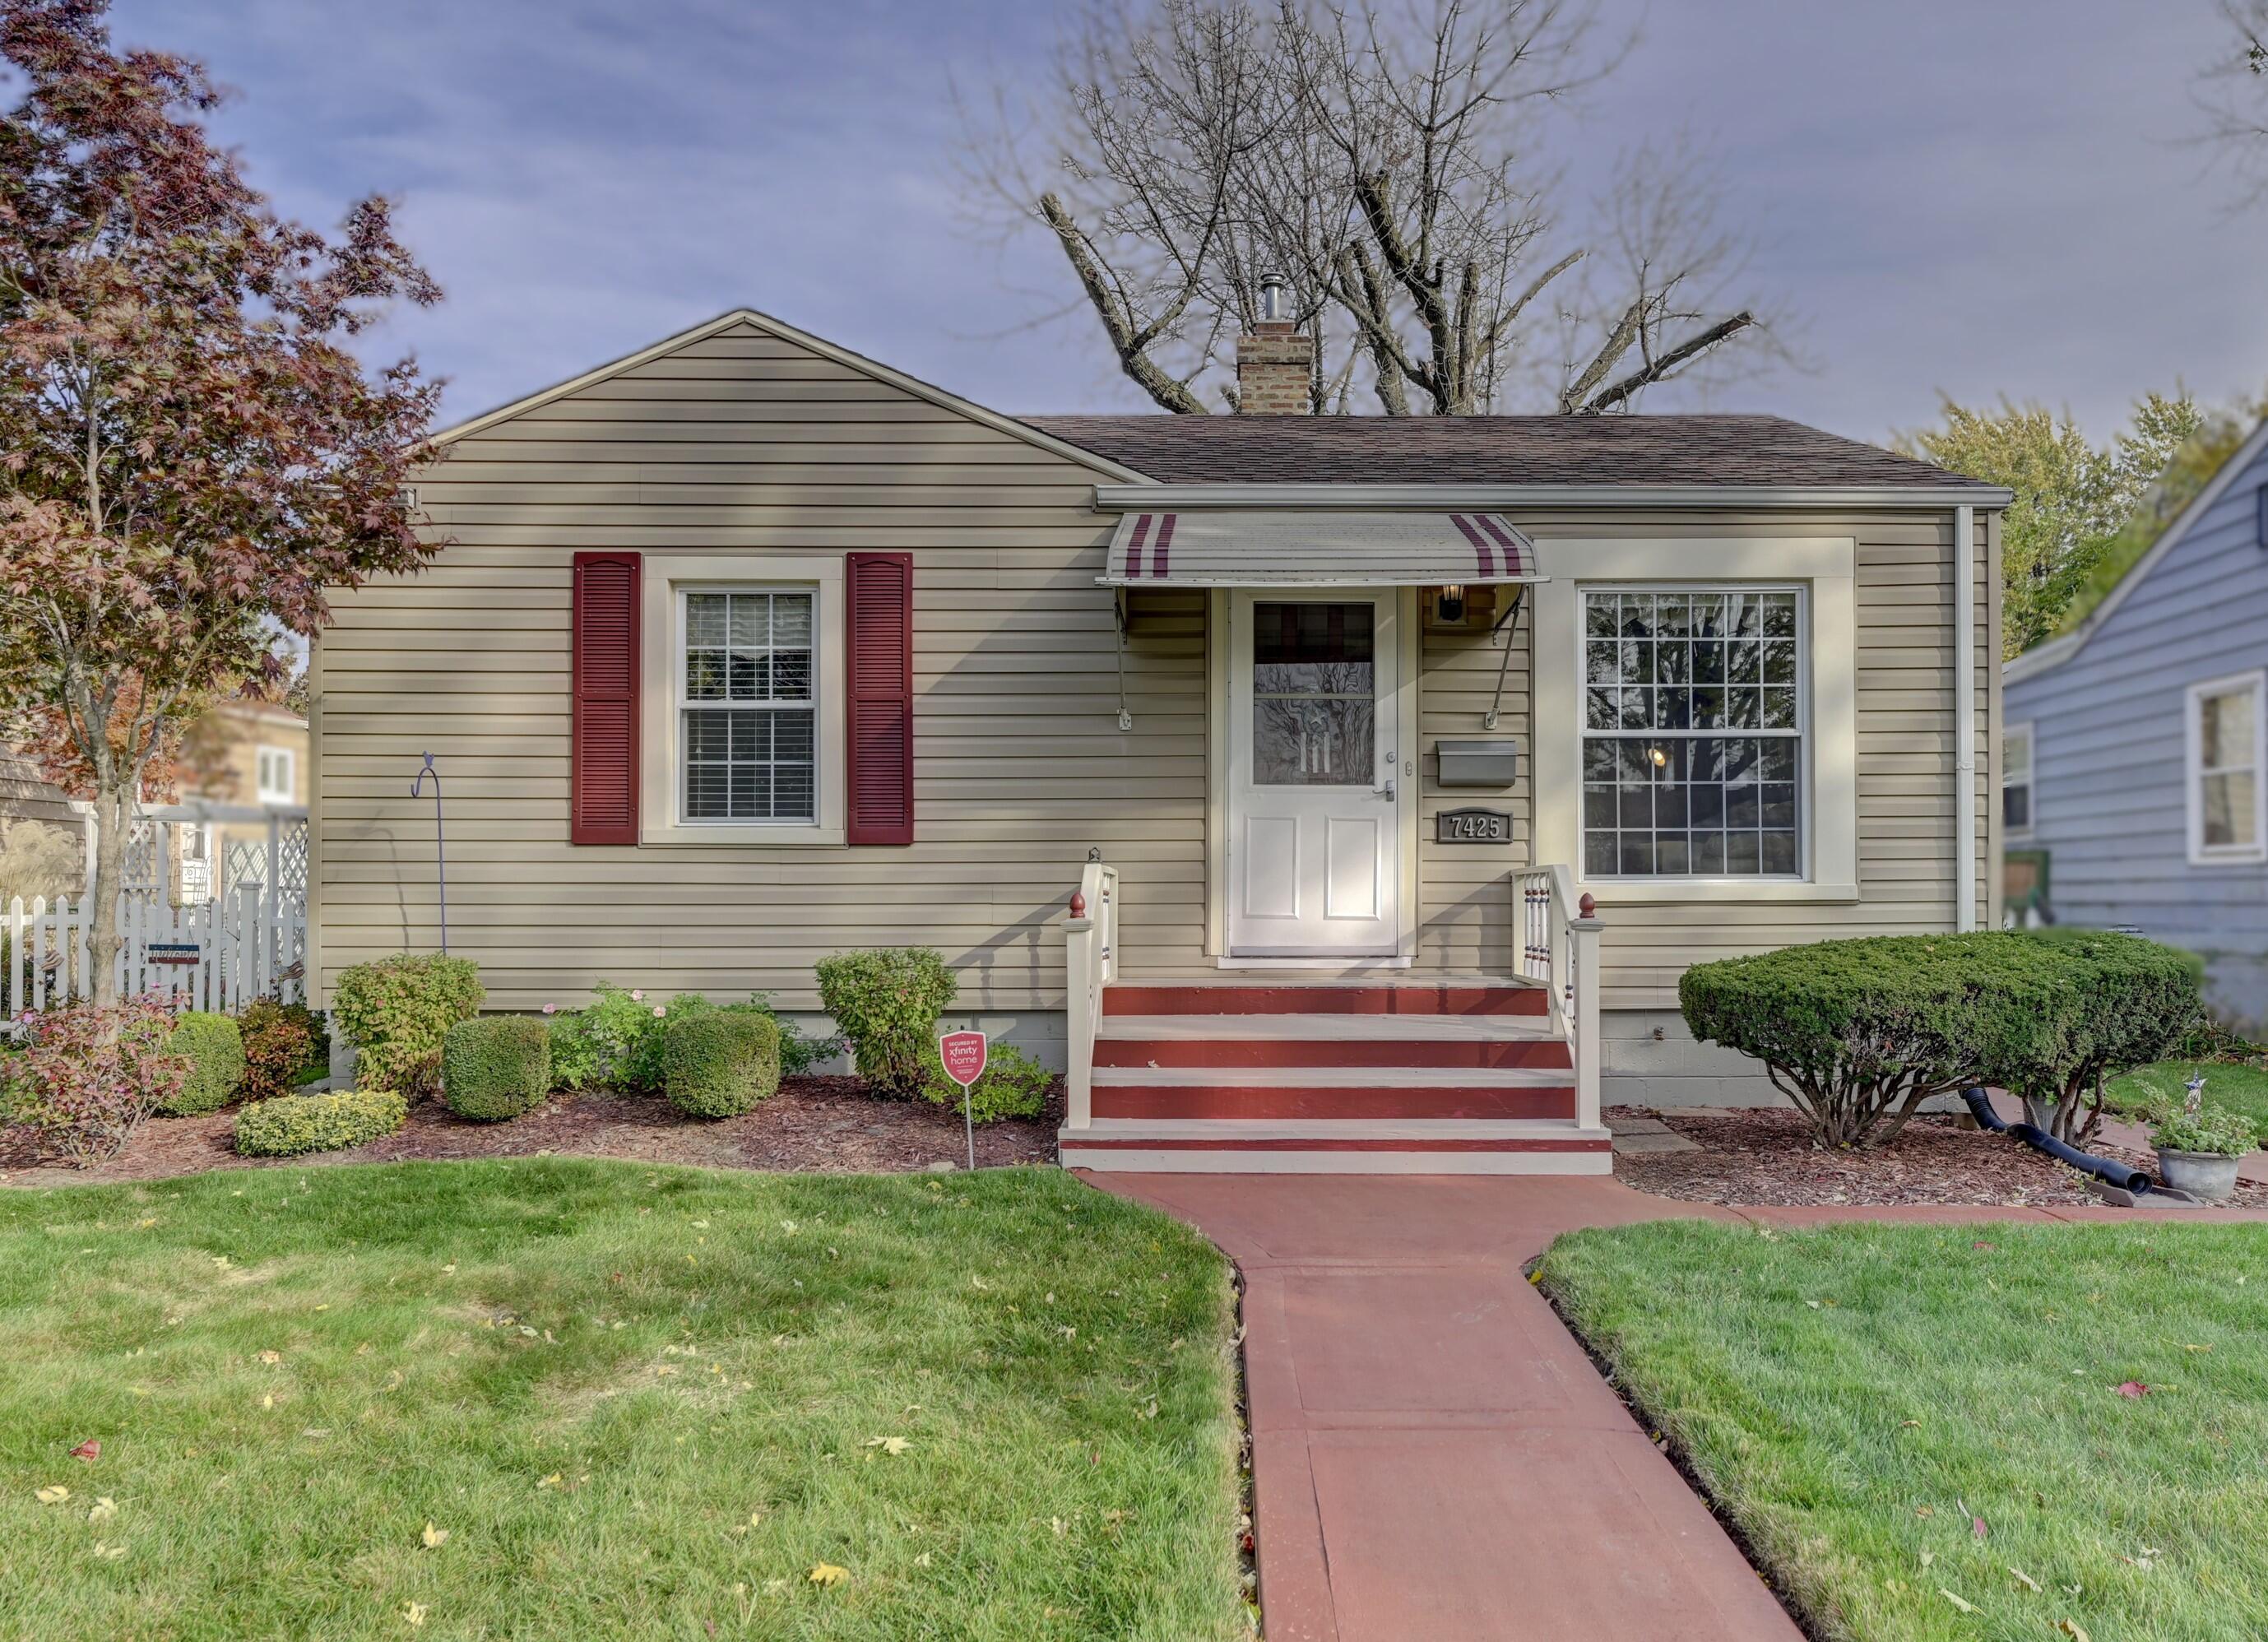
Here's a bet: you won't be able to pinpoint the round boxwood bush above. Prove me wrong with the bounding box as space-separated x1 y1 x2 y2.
660 1010 781 1118
160 1010 245 1116
235 1088 408 1157
332 952 485 1099
439 1015 553 1122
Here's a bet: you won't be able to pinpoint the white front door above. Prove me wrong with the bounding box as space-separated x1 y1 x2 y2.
1227 590 1403 955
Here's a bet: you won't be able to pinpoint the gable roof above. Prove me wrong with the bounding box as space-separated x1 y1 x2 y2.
2006 415 2268 686
1023 412 1995 491
0 748 80 828
425 308 1148 483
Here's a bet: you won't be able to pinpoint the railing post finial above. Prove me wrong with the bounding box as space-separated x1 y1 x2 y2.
1069 889 1087 918
1578 892 1597 919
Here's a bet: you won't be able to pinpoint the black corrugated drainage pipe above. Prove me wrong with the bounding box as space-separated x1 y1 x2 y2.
1960 1087 2152 1195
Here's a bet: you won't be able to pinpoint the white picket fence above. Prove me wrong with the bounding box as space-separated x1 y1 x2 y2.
5 883 307 1018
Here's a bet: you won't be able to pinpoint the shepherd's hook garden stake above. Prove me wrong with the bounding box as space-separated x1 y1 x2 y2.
410 753 448 954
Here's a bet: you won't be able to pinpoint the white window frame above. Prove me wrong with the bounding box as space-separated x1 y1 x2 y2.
1530 536 1858 905
2186 669 2267 867
674 584 821 827
255 744 295 805
638 554 848 847
1576 583 1811 883
2001 719 2034 842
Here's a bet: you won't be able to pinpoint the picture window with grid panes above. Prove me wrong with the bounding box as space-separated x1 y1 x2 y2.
1581 588 1804 877
679 589 817 823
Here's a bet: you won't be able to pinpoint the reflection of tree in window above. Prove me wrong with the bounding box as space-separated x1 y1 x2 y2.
1252 604 1375 787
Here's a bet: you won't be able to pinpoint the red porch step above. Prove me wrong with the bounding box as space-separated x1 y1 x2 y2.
1102 981 1547 1018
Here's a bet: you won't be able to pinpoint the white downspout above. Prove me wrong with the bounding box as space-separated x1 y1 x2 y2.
1954 503 1977 932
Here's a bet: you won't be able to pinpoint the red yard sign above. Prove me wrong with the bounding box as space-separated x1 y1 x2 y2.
939 1030 988 1088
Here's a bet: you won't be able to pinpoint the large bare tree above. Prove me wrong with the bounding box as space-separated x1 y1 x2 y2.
2201 2 2268 199
963 0 1769 415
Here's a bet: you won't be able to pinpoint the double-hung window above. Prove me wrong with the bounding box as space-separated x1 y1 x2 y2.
2002 721 2034 837
255 746 295 805
2187 670 2266 865
1581 587 1805 878
678 588 817 823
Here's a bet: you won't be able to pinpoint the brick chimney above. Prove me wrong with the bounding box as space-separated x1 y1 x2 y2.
1236 274 1313 414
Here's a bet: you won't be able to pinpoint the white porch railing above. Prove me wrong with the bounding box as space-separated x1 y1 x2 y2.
6 883 307 1020
1060 856 1119 1132
1517 864 1603 1131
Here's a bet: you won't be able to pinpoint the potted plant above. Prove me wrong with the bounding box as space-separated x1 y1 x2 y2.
2148 1077 2258 1203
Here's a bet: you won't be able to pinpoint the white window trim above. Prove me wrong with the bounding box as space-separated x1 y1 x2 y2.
2001 718 2034 843
1532 537 1859 904
255 744 295 805
2185 668 2267 867
638 554 847 847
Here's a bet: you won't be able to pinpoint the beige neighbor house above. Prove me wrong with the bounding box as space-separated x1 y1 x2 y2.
308 305 2009 1174
160 699 309 905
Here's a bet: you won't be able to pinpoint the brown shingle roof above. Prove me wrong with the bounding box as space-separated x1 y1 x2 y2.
0 748 80 828
1020 412 1990 490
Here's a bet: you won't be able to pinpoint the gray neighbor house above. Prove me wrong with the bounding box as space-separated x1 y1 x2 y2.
2003 418 2268 1033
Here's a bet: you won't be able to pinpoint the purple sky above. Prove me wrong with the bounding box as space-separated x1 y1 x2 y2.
114 0 2268 446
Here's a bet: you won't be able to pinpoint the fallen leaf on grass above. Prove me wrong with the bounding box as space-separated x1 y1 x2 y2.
403 1601 427 1626
2116 1381 2150 1398
865 1436 910 1456
2010 1566 2041 1592
1939 1589 1978 1614
2060 1621 2091 1641
87 1497 116 1524
35 1486 69 1505
808 1563 848 1587
69 1439 99 1463
421 1523 448 1549
257 1350 282 1365
536 1473 564 1491
89 1542 125 1561
2182 1343 2210 1352
1918 1552 1934 1570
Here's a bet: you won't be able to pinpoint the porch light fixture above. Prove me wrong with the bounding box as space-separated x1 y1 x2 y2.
1435 583 1466 624
1649 746 1668 768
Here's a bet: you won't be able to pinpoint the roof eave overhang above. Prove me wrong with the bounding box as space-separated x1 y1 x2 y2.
1091 483 2014 512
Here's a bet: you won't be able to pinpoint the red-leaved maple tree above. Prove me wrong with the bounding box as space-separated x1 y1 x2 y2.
0 0 443 1004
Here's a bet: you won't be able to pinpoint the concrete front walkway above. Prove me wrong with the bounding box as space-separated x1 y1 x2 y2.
1089 1171 2268 1642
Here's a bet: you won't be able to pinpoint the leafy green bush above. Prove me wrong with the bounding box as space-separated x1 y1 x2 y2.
235 1087 409 1157
815 948 958 1097
5 998 183 1164
921 1040 1055 1123
1983 929 2204 1143
1681 933 2078 1147
659 1010 781 1118
2150 1097 2259 1158
237 997 322 1102
160 1010 245 1116
549 985 842 1092
439 1016 552 1121
332 953 484 1098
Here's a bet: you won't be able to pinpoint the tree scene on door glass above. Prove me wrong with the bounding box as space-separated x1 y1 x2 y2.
1252 602 1375 786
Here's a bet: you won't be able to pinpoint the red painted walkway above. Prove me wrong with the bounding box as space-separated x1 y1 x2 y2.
1088 1172 2268 1642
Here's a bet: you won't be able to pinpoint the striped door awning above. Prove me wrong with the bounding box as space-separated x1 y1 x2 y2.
1098 512 1541 587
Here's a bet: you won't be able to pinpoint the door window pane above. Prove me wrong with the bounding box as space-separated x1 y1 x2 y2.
1252 602 1375 786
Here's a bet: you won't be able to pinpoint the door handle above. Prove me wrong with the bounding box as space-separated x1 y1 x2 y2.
1375 778 1398 800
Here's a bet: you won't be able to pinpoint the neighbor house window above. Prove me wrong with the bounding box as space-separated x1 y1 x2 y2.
255 746 295 805
678 588 817 823
1581 588 1804 877
2187 670 2266 865
2002 721 2034 837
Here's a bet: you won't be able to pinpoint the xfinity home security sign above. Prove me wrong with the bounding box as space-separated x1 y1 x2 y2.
939 1030 987 1171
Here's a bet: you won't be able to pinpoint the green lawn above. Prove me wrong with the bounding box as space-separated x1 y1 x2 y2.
2106 1060 2268 1140
0 1158 1245 1640
1539 1219 2268 1642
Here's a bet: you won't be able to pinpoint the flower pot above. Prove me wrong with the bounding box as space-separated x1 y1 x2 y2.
2021 1096 2061 1133
2154 1148 2242 1204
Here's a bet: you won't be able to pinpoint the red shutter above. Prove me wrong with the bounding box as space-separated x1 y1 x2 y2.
846 551 914 845
571 551 641 845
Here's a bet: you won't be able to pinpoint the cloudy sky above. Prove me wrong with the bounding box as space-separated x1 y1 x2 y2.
110 0 2268 447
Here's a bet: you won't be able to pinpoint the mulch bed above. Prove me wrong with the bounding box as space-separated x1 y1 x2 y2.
1610 1103 2268 1208
0 1076 1060 1188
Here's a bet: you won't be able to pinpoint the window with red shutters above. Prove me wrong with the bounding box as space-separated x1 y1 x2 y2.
571 551 641 844
845 551 914 845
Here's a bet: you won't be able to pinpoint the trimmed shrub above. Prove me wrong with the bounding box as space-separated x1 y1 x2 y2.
1681 933 2077 1147
235 1087 409 1157
659 1009 781 1118
921 1039 1055 1123
1983 928 2204 1143
440 1015 552 1121
3 997 184 1165
332 953 484 1098
547 983 668 1091
815 948 958 1097
238 997 322 1102
161 1010 245 1116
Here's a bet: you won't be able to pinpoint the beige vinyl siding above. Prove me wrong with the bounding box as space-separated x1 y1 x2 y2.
314 321 1203 1012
